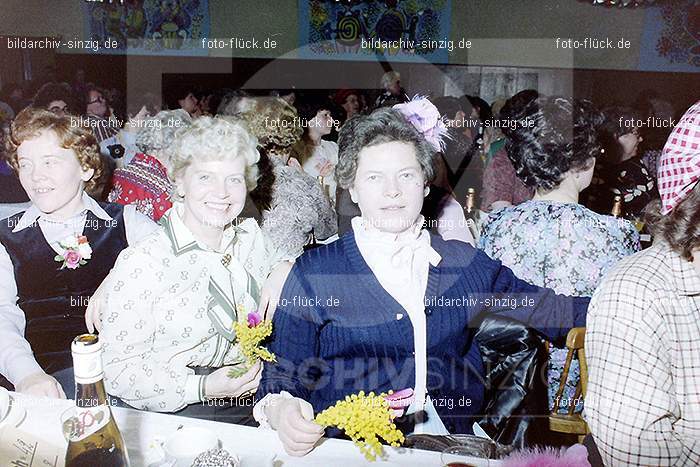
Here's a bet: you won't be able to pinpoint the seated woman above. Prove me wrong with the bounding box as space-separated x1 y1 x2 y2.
254 102 588 456
585 101 700 466
32 81 76 117
585 106 659 219
479 97 640 414
335 98 475 244
291 99 339 205
0 107 156 398
108 109 193 221
98 117 295 422
480 90 538 213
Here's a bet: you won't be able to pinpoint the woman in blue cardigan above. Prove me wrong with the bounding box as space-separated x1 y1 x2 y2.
254 100 588 456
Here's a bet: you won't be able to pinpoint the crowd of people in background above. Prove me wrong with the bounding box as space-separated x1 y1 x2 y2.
1 64 698 466
0 68 677 226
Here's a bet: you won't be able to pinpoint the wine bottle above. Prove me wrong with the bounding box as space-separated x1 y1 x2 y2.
65 334 130 467
610 195 623 218
463 187 480 240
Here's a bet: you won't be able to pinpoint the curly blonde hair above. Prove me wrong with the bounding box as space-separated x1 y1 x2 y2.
167 116 260 198
238 97 302 156
6 107 103 193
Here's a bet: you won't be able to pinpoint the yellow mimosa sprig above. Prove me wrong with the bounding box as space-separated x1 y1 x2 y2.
315 391 405 461
228 311 275 378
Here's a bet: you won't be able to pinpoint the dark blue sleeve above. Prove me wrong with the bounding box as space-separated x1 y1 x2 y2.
256 262 324 402
472 248 589 342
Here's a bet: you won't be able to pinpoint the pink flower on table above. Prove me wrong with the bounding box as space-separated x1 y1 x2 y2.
64 250 82 269
247 311 263 328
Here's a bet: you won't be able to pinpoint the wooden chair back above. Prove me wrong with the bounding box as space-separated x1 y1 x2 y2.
549 327 589 442
551 327 587 415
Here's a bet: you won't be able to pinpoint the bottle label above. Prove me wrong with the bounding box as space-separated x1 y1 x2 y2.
73 350 103 384
63 405 111 442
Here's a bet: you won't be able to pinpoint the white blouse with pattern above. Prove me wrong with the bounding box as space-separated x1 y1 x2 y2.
100 204 279 412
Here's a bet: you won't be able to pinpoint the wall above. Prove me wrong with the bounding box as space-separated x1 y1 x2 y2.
449 1 645 70
1 0 696 112
0 0 658 71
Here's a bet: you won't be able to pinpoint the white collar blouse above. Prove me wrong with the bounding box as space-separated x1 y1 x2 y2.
351 216 449 434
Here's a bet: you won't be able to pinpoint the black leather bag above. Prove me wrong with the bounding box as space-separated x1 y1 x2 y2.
474 315 549 449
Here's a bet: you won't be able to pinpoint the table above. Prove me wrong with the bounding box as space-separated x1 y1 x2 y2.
0 390 501 467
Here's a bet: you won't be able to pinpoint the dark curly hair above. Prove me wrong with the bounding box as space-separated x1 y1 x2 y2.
499 89 539 139
505 96 603 192
598 106 641 163
335 107 436 189
32 82 76 114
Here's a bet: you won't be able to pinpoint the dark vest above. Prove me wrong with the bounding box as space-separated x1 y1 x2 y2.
0 203 128 374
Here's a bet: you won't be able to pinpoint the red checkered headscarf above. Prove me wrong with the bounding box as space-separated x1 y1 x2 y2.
658 101 700 214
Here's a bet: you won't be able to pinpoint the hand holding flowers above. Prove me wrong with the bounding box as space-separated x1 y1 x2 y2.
228 311 275 378
315 391 406 461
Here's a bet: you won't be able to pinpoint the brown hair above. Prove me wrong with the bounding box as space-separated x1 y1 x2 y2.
335 107 436 189
6 107 103 193
644 182 700 261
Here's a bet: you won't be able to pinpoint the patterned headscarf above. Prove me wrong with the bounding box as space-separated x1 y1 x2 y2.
658 101 700 214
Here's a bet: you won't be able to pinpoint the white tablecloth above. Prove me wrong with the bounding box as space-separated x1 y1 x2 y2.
0 391 501 467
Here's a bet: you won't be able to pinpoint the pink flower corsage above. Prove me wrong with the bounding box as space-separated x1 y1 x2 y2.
54 235 92 270
393 96 450 152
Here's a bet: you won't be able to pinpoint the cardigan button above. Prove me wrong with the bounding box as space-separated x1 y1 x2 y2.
424 308 432 316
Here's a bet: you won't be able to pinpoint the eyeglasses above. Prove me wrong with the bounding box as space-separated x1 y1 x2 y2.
87 96 105 105
49 105 68 114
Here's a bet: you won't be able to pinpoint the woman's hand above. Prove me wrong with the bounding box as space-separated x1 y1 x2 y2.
203 361 262 399
85 281 107 333
316 159 334 177
268 397 324 456
259 261 294 320
15 371 66 399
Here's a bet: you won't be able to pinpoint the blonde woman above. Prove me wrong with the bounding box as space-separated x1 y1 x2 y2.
98 117 294 422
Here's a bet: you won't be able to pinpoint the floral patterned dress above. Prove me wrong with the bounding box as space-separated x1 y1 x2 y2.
585 156 659 218
478 200 640 413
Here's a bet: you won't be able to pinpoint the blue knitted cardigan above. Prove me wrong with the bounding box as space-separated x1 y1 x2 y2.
257 231 588 434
